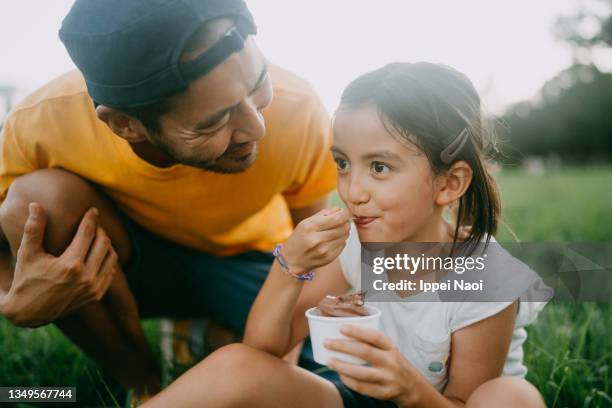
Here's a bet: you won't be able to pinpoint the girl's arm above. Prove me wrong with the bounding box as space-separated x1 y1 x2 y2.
439 301 518 407
243 258 349 357
243 207 351 357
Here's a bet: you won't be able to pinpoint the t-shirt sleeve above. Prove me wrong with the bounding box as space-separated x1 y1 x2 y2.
448 239 550 332
516 277 550 327
449 301 514 332
0 114 36 204
281 96 337 209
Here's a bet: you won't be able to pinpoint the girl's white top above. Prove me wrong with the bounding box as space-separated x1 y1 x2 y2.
339 224 550 392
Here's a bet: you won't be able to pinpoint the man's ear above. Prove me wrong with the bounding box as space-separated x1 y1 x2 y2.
434 160 473 206
95 105 149 143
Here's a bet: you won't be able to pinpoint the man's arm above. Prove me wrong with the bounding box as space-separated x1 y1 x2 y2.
0 204 17 315
0 239 14 316
0 113 34 315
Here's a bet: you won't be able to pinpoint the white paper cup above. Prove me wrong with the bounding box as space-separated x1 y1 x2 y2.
305 305 381 366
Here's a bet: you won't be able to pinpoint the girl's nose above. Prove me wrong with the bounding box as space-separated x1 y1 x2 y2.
346 175 370 206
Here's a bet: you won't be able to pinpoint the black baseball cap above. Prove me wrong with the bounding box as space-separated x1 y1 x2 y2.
59 0 257 108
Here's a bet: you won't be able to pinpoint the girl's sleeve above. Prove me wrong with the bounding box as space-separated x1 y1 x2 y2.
516 278 550 327
449 278 550 332
449 243 551 332
449 301 514 332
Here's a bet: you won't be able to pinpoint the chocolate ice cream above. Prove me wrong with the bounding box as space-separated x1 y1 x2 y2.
316 291 369 317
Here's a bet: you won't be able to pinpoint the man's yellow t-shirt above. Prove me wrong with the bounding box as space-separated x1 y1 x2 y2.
0 65 337 256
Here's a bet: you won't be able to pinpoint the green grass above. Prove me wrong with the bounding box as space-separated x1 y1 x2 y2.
1 165 611 407
524 303 612 408
494 166 612 407
0 320 161 407
495 165 612 242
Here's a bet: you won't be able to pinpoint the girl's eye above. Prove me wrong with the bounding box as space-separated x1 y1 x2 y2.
371 161 391 174
335 157 350 172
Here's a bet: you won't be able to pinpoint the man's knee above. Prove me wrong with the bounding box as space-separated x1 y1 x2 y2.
0 168 130 262
466 377 546 408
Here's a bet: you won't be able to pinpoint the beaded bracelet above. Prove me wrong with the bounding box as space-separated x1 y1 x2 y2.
273 244 315 281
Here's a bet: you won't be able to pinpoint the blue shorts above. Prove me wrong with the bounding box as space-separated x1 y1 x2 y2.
299 352 398 408
123 214 274 334
123 215 395 407
333 382 398 408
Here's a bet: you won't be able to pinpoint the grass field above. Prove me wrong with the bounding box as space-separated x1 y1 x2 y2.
1 166 611 407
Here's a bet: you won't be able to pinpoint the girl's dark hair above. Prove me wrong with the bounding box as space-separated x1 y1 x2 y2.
339 62 501 253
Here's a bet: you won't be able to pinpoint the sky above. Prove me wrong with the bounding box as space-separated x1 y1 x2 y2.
0 0 610 116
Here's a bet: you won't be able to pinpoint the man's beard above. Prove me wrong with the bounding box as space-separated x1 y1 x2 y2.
153 136 258 174
197 142 258 174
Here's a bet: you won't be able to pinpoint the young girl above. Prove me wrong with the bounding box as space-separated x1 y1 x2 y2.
144 63 547 407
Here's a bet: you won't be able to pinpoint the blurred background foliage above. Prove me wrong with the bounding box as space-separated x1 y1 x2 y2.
497 0 612 166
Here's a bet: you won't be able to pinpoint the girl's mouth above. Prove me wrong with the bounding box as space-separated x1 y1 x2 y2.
353 216 378 227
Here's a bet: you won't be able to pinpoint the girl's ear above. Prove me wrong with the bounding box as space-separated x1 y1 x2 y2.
434 160 473 206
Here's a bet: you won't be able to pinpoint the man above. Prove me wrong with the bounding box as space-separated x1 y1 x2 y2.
0 0 336 401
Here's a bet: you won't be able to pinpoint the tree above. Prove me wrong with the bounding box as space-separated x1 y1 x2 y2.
499 65 612 163
554 0 612 50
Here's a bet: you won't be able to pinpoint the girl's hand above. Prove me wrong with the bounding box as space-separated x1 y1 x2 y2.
282 207 350 273
325 325 424 408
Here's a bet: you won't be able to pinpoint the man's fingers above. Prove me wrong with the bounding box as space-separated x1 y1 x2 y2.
85 227 112 273
93 250 118 301
63 207 99 262
18 203 47 259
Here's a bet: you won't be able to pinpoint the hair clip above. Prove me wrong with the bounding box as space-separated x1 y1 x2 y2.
440 127 470 164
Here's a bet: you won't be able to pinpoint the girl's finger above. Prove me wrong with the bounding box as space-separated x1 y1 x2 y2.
322 207 342 216
324 339 387 366
328 358 385 383
315 227 349 246
340 325 395 351
328 238 349 253
315 208 350 231
316 238 348 261
338 374 385 399
319 237 346 254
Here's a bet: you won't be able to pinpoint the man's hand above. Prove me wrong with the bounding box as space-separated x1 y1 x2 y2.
1 203 118 327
